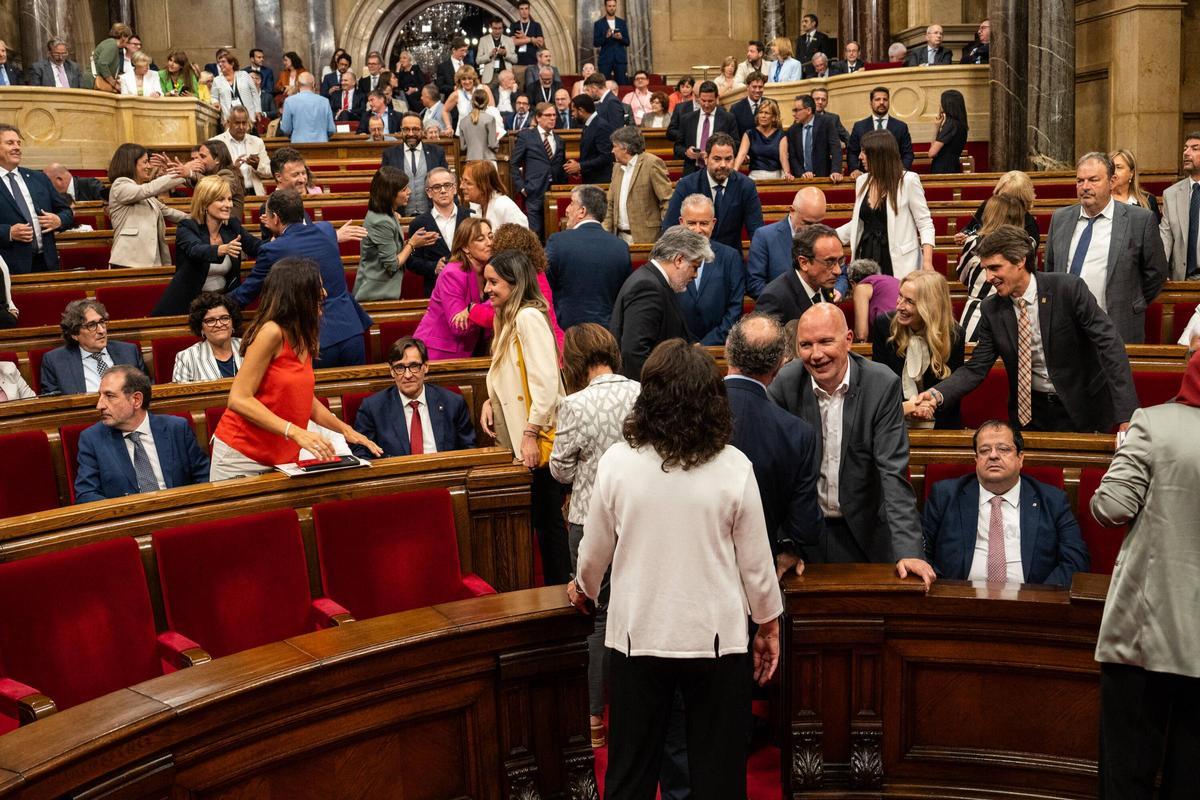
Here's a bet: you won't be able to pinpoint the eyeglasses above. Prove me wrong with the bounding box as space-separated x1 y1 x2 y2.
427 182 455 192
80 318 110 332
975 445 1017 457
203 314 233 327
390 362 426 375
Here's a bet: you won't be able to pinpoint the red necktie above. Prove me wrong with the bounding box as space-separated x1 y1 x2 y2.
987 496 1006 582
342 92 349 111
408 400 424 454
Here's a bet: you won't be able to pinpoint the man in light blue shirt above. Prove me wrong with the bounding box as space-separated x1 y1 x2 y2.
279 71 336 143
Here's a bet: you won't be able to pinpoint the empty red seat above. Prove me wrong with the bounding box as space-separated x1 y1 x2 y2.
150 336 199 384
13 289 86 327
0 538 203 727
0 431 61 517
960 367 1009 429
95 284 165 320
1076 467 1124 574
400 269 425 299
340 391 371 426
1133 370 1182 408
154 509 350 659
56 244 111 270
311 489 495 619
1171 302 1198 343
378 320 420 358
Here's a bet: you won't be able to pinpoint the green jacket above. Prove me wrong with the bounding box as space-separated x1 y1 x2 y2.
92 37 123 80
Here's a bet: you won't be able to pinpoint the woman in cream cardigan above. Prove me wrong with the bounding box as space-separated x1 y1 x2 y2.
106 143 195 268
837 130 935 280
479 249 568 585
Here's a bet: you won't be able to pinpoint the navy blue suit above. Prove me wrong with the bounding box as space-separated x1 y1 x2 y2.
74 414 210 504
746 218 849 300
0 166 73 274
545 221 631 328
725 376 822 555
578 115 617 184
350 384 475 459
502 110 534 131
357 108 404 135
592 16 631 85
847 117 914 173
40 341 146 397
231 222 372 368
675 240 745 345
662 169 763 255
922 474 1090 587
597 93 627 131
729 98 756 140
510 126 566 238
319 71 343 97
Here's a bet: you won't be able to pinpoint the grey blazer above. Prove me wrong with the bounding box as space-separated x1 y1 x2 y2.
1092 402 1200 678
457 113 498 162
768 352 923 563
1044 201 1167 344
26 58 83 88
1159 177 1198 280
353 210 406 301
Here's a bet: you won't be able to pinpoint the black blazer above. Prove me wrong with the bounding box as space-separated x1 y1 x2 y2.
597 94 627 130
755 270 833 325
152 218 262 316
905 46 954 67
435 59 459 99
609 264 693 380
933 272 1139 432
785 115 842 177
350 384 476 459
729 98 756 139
405 205 473 296
71 177 108 202
328 88 365 123
665 99 698 142
869 312 965 429
545 222 631 329
847 116 914 172
725 376 822 555
578 116 617 184
818 110 849 145
673 107 739 173
356 108 404 135
794 31 833 64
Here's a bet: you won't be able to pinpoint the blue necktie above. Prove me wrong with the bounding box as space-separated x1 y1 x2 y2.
774 62 782 81
5 173 32 226
803 124 813 173
1068 215 1098 277
713 183 725 219
1187 183 1200 278
0 69 7 86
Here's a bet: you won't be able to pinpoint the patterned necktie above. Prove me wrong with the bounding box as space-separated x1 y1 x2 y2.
987 495 1006 582
773 62 781 81
54 63 68 87
542 130 553 159
1015 298 1033 426
126 431 160 493
875 117 884 131
699 114 712 152
90 351 110 376
342 92 349 112
408 400 424 454
1069 215 1097 276
1186 183 1199 278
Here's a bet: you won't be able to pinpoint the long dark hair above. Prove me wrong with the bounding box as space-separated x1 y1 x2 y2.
368 165 410 214
201 139 234 172
107 142 148 182
940 89 968 138
623 340 731 471
240 256 323 361
283 51 304 72
861 129 903 212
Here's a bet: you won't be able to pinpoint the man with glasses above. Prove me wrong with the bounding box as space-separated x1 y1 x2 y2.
350 337 476 459
510 102 566 239
382 113 449 216
922 419 1088 585
406 167 472 295
40 299 146 396
27 38 83 88
756 223 843 324
747 186 828 298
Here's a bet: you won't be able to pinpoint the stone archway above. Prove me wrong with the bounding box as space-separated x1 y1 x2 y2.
340 0 577 72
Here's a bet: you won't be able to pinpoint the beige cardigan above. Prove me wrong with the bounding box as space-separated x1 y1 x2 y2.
485 306 563 459
107 174 188 267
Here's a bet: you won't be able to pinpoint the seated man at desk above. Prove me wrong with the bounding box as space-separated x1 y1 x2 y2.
921 419 1089 587
74 366 210 503
351 337 477 458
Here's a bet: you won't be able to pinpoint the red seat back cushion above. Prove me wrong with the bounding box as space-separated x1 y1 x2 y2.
312 489 467 619
153 509 315 658
15 289 86 327
1143 303 1164 344
1171 302 1199 343
1076 467 1125 575
95 284 166 321
151 336 200 384
923 462 1063 500
1133 370 1182 409
59 422 90 503
341 391 371 426
0 538 160 709
960 367 1009 429
378 320 420 358
0 431 61 517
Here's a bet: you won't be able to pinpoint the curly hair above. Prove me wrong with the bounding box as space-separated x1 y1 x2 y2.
187 291 242 337
623 339 731 471
492 223 548 274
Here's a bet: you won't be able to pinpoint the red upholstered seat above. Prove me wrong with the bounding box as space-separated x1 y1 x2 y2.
344 267 357 292
0 431 61 517
401 269 425 299
1076 467 1124 574
1171 302 1198 343
960 185 993 202
341 391 371 426
95 284 166 320
150 336 199 384
1143 303 1164 344
1133 370 1182 408
312 489 495 620
378 320 420 358
56 244 111 270
960 367 1009 429
923 462 1064 500
14 289 86 327
154 509 349 659
204 406 226 442
0 538 194 720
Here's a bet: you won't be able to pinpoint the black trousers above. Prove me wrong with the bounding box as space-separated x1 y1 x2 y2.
1025 391 1079 433
605 650 751 800
530 466 571 585
1100 662 1200 799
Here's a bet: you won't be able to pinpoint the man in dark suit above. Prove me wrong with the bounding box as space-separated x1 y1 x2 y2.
747 187 828 298
811 87 849 145
724 313 821 574
329 71 365 125
962 20 991 64
233 190 372 369
729 74 767 140
905 24 954 66
794 14 833 66
663 132 763 254
565 94 616 184
847 87 914 175
356 90 403 135
673 194 745 345
510 102 567 239
381 114 449 217
665 94 699 143
435 39 471 99
357 51 386 94
545 185 631 328
918 225 1138 433
592 0 631 86
44 163 107 202
786 94 842 180
923 420 1089 587
583 72 626 130
74 366 210 504
756 224 842 324
0 41 23 86
320 53 353 97
1043 152 1167 344
503 93 534 131
40 299 147 396
837 41 865 74
673 82 738 176
522 49 561 92
0 124 73 274
525 65 561 106
351 337 475 459
245 49 277 97
26 39 83 88
768 304 936 587
406 167 471 296
609 226 710 380
802 53 840 80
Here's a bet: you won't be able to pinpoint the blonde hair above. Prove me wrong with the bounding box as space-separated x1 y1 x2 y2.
131 51 152 67
992 170 1035 211
756 98 781 130
889 271 955 379
189 174 233 224
772 37 795 61
455 65 478 87
1110 149 1150 207
721 56 737 77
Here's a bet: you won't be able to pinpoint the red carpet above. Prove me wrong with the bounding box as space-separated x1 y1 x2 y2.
591 736 781 798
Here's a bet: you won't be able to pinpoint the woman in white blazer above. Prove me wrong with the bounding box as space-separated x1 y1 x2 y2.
119 52 164 97
172 292 244 382
0 362 35 400
837 130 935 279
211 53 260 123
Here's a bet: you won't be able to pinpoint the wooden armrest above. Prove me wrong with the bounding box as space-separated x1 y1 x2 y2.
312 597 355 627
157 631 212 668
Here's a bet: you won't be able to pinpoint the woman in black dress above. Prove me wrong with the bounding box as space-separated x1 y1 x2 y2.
928 89 968 174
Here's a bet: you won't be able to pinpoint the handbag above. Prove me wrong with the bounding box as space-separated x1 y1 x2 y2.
515 336 555 468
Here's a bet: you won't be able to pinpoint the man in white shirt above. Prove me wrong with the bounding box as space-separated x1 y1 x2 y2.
734 40 767 86
922 420 1089 586
214 106 271 195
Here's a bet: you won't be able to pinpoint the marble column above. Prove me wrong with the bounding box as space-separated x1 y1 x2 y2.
252 0 284 68
1027 0 1074 170
107 0 134 27
307 0 335 86
987 0 1028 171
839 0 889 63
18 0 72 69
761 0 783 43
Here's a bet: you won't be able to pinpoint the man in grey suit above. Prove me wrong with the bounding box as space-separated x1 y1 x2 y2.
768 303 936 588
1044 152 1167 344
1090 355 1200 798
1158 131 1200 280
26 39 83 89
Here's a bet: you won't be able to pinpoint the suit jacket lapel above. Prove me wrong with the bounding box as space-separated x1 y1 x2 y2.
0 173 24 218
1018 476 1038 580
839 358 860 467
1037 279 1053 349
1105 203 1129 289
149 415 178 487
388 387 412 456
66 345 86 394
1055 209 1077 267
427 388 450 451
959 480 980 578
106 427 139 494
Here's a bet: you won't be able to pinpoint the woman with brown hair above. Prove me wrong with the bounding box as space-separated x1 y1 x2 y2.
460 159 528 229
412 217 494 360
354 166 437 301
837 129 935 278
955 192 1033 340
106 143 197 268
955 169 1040 245
734 98 786 181
457 87 498 162
159 49 199 96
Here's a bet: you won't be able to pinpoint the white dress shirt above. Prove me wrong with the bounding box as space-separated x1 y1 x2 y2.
1016 274 1055 393
431 205 459 248
0 166 43 250
617 154 638 235
1066 197 1115 311
795 270 823 304
812 359 852 517
123 413 167 490
539 127 556 157
79 346 112 393
400 386 437 454
870 115 891 130
968 481 1024 582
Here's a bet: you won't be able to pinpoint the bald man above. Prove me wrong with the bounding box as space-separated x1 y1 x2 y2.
768 304 936 588
43 163 107 202
747 186 842 298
